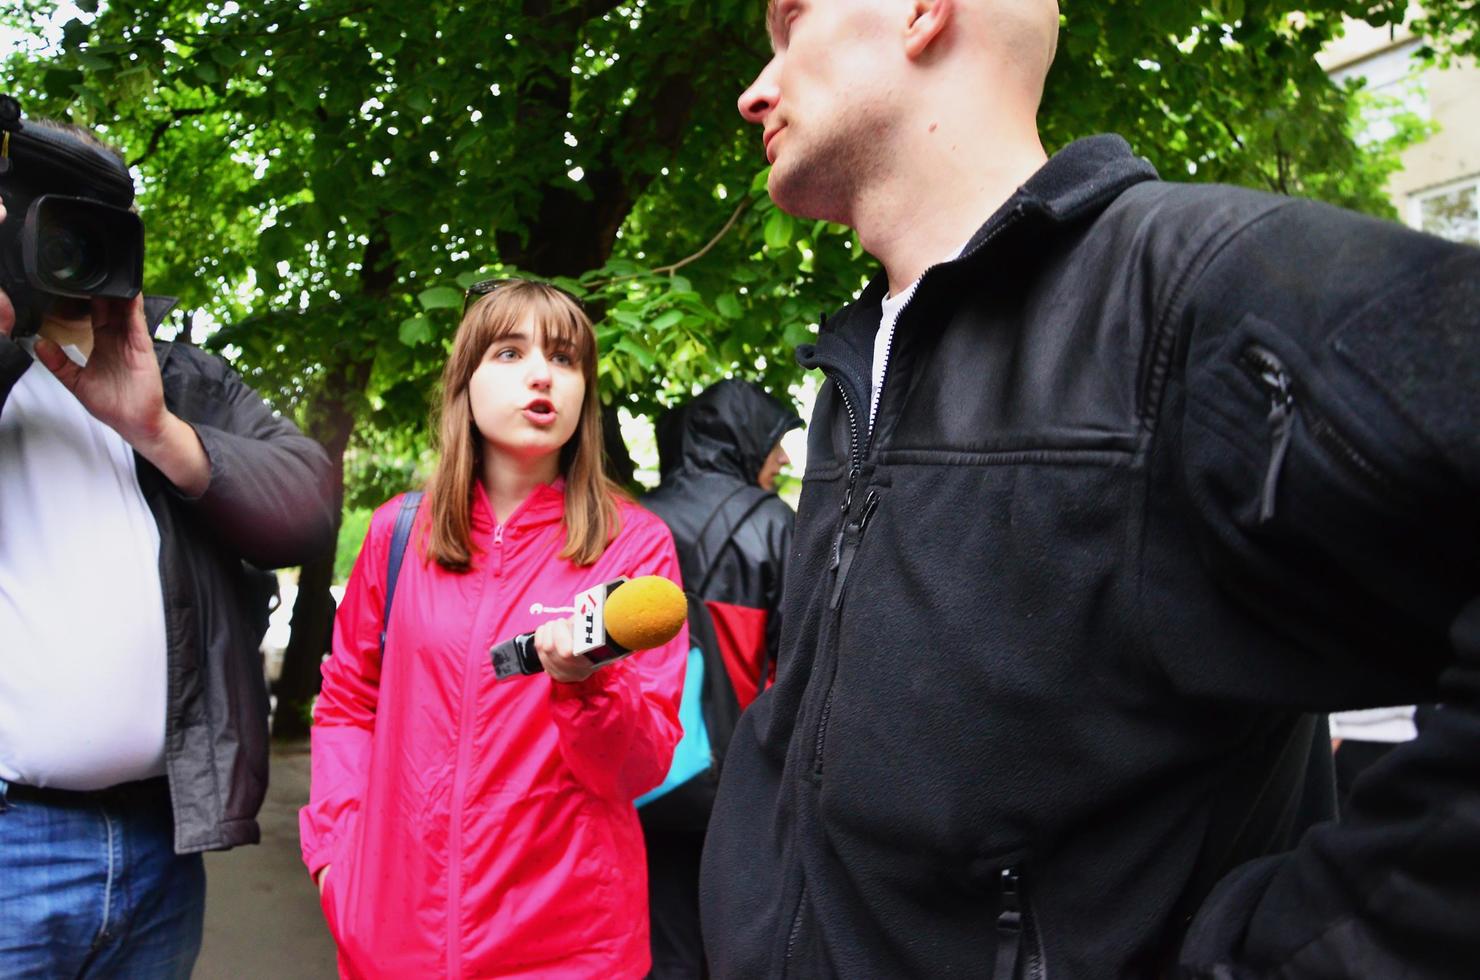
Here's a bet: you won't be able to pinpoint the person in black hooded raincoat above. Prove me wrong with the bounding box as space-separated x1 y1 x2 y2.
640 378 802 978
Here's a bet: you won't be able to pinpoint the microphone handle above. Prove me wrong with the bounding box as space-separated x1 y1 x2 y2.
490 632 543 681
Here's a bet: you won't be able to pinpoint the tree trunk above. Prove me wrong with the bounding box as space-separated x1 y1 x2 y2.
270 358 369 739
272 551 337 740
273 220 395 740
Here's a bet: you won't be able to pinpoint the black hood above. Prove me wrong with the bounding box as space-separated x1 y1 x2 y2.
663 379 802 485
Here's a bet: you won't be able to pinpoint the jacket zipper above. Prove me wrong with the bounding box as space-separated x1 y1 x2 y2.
790 210 1027 973
445 524 503 978
994 867 1047 980
1241 346 1295 524
826 206 1021 610
827 374 867 609
869 315 898 436
1240 345 1407 522
828 488 880 610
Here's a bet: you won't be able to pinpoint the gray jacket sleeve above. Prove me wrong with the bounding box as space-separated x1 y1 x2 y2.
165 345 336 570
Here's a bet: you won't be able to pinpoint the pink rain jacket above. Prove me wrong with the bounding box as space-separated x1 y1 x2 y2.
300 483 687 978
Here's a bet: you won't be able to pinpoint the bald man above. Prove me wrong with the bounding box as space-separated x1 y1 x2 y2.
698 1 1480 977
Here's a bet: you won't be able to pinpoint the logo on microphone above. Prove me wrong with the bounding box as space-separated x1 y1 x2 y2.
528 601 575 615
578 594 597 645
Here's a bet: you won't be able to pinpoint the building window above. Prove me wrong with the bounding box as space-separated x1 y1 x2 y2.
1412 178 1480 245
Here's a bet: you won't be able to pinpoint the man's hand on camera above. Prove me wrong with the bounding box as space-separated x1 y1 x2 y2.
0 200 15 339
34 295 212 497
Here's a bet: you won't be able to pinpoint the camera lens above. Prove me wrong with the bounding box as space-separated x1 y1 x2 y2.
37 226 105 291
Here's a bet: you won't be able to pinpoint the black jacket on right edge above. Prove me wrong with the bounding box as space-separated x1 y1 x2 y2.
698 136 1480 978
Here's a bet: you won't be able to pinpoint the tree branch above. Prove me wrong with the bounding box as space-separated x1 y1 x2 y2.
1216 111 1283 195
585 197 752 288
128 106 209 168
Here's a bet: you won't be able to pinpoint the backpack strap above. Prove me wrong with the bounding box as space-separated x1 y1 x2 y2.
692 488 781 703
693 489 778 597
689 485 750 579
380 490 424 657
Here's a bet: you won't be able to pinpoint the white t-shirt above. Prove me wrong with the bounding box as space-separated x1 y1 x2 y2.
0 340 168 790
870 240 971 433
1329 706 1418 744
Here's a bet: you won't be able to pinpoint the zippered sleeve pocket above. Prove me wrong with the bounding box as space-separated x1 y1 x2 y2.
1178 314 1474 668
1185 318 1425 530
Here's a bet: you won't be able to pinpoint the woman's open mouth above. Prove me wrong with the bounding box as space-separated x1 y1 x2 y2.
523 399 557 425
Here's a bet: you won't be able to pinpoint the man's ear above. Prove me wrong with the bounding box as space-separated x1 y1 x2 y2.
903 0 954 61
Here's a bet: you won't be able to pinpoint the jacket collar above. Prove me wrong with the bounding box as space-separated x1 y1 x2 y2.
802 134 1159 367
145 295 180 335
1008 133 1159 226
470 477 566 535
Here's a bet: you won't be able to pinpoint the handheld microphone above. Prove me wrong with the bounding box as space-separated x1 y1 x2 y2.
489 575 687 681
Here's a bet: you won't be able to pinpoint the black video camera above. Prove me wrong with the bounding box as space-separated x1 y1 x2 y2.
0 94 144 337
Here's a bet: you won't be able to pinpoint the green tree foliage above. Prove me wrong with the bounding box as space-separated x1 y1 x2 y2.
2 0 1464 730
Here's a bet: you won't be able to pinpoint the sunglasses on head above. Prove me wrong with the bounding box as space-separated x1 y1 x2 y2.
461 277 584 317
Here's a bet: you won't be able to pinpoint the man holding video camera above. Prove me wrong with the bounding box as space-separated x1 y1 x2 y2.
0 99 335 977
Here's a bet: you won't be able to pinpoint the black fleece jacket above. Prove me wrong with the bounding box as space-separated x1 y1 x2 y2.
698 136 1480 978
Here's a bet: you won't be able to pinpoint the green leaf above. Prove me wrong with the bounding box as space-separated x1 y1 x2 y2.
616 338 656 369
399 317 434 346
764 210 795 251
417 286 464 310
716 294 742 319
75 50 111 71
783 320 815 346
42 68 84 99
550 276 587 297
651 309 685 331
60 18 90 50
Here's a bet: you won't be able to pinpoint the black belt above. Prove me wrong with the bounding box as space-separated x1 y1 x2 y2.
3 775 168 808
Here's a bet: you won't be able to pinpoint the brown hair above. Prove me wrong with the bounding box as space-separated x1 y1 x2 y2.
422 280 624 571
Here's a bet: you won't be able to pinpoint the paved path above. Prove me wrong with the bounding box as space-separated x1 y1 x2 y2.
196 742 339 979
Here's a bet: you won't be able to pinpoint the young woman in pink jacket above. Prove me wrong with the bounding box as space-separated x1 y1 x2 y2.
300 280 687 978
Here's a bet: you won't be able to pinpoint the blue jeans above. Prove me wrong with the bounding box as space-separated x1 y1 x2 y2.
0 776 205 979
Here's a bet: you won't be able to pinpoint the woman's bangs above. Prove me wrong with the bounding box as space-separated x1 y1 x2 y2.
467 286 593 366
534 303 594 366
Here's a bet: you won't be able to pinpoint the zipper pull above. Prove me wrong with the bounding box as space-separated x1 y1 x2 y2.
830 489 879 608
831 468 862 572
994 867 1024 980
840 467 859 515
1257 365 1295 524
858 489 880 531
